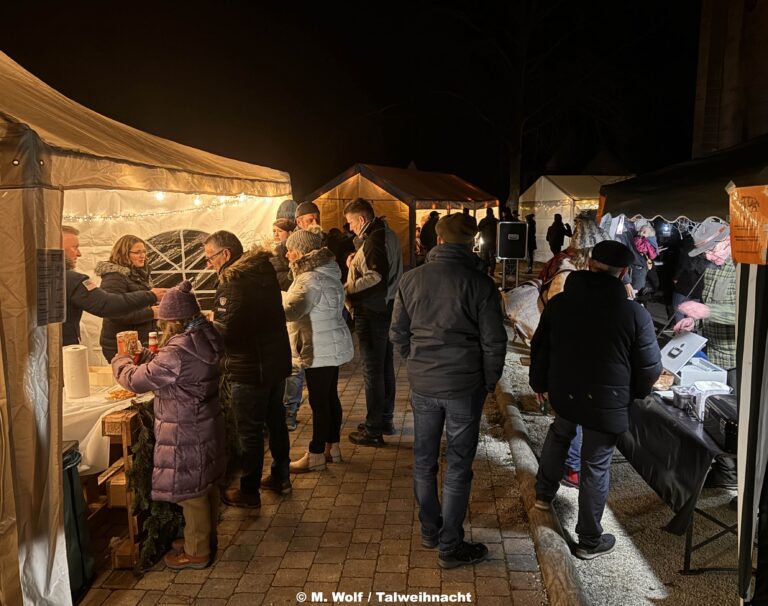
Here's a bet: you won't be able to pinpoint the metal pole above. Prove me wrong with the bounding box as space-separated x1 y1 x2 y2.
501 259 507 290
516 259 520 287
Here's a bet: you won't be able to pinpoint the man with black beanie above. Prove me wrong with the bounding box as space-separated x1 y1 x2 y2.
530 240 661 559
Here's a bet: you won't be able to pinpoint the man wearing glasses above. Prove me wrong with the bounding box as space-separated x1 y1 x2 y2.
62 225 166 347
203 230 293 508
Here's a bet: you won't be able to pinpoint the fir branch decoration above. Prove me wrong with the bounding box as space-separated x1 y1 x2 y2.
126 399 183 572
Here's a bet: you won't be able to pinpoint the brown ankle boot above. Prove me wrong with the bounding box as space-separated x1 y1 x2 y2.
324 443 342 463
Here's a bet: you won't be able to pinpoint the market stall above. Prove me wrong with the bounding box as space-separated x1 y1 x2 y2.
0 51 292 605
306 163 498 266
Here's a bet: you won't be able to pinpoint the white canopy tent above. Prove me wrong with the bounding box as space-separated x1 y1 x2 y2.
0 52 291 604
519 175 627 262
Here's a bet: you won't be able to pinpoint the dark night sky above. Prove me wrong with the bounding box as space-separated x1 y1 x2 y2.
2 1 701 201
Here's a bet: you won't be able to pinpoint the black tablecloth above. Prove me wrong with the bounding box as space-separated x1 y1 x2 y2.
616 394 728 535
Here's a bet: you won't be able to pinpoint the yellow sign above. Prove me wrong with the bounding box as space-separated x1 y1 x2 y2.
729 186 768 265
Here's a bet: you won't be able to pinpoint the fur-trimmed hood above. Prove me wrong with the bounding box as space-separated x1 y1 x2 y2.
289 247 337 277
218 249 274 284
95 261 152 286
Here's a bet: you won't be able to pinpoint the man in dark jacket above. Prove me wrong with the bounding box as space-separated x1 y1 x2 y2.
204 230 293 508
477 208 499 276
420 211 440 254
546 214 573 255
530 240 661 559
390 213 507 569
344 198 390 446
62 225 164 346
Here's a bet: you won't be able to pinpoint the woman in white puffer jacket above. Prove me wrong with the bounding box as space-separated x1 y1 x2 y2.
283 225 354 472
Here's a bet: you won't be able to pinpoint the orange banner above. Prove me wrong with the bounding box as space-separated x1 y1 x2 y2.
729 186 768 265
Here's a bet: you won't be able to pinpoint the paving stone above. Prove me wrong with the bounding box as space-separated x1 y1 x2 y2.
270 514 302 528
507 571 542 590
407 567 441 588
334 493 363 507
472 527 503 543
301 509 331 523
440 567 475 583
173 568 211 584
320 532 352 548
209 561 248 579
313 547 349 564
137 590 163 606
376 555 409 574
238 518 270 532
163 583 201 598
381 524 412 540
157 595 193 605
372 572 407 592
505 554 539 572
225 593 265 606
232 531 264 546
336 578 373 594
277 500 307 514
294 522 327 537
441 582 476 597
221 545 257 561
134 571 175 591
197 578 238 599
281 551 316 569
475 577 511 597
342 559 377 578
102 570 139 589
306 497 336 510
288 535 321 552
503 538 535 554
192 599 228 606
346 543 379 559
350 529 382 543
307 562 344 583
272 568 309 587
379 539 410 555
81 588 111 606
263 586 305 605
235 574 274 593
475 559 509 578
254 540 289 557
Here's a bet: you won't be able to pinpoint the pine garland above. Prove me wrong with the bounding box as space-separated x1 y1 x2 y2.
125 399 184 572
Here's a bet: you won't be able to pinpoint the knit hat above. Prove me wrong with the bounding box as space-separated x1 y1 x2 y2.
688 219 730 257
159 280 201 321
273 218 296 233
591 240 634 268
276 199 298 221
295 201 320 219
435 213 477 244
286 225 324 254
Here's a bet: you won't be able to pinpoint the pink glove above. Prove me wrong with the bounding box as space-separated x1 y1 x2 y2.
677 301 711 320
673 318 696 333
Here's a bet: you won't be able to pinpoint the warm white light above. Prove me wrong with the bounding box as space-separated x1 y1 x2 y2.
194 196 202 206
217 196 226 203
238 193 246 202
154 192 166 202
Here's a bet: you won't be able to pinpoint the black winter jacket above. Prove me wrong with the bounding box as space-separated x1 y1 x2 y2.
390 244 507 398
270 243 292 291
96 262 156 357
64 270 157 346
346 217 389 316
529 270 662 434
213 250 292 385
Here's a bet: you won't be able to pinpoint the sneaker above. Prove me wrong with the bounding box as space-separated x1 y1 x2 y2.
260 475 292 495
349 430 385 447
163 550 211 570
221 488 261 509
421 535 438 549
438 541 489 569
533 499 551 511
561 468 580 489
285 413 297 432
357 422 395 436
574 534 616 560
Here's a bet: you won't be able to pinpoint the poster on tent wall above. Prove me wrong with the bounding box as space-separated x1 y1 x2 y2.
730 186 768 265
64 189 288 366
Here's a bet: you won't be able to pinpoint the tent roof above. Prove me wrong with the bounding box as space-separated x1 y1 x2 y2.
307 163 498 209
521 175 628 202
0 52 291 196
600 135 768 221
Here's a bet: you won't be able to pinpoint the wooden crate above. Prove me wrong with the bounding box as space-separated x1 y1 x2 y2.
110 536 138 569
107 472 127 508
102 409 140 437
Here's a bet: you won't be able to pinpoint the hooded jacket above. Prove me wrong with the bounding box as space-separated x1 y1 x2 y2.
96 261 156 356
270 242 292 291
112 321 225 503
283 248 354 369
390 244 507 398
345 217 390 316
213 250 292 385
529 270 662 434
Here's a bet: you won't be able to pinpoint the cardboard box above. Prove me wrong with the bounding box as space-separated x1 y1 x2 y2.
660 332 727 386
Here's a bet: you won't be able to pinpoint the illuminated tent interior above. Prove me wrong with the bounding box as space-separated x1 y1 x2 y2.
307 163 499 266
0 51 291 604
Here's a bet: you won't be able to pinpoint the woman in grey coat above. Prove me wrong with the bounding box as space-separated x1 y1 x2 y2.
283 226 354 472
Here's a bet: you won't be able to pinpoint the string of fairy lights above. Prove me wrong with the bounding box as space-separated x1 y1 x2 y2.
62 192 262 224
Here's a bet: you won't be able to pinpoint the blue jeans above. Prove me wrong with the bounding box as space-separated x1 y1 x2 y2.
566 425 582 472
284 365 305 416
536 415 617 547
355 310 390 435
229 380 290 495
411 387 486 555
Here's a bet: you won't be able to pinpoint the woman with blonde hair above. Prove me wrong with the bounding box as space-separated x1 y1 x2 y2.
282 225 354 471
97 234 158 360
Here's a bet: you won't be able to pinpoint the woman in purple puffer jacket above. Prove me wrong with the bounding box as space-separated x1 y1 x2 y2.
112 280 224 571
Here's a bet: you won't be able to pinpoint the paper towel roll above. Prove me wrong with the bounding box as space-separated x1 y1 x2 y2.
63 345 90 399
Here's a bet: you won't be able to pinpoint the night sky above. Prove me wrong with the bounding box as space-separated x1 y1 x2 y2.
2 1 701 201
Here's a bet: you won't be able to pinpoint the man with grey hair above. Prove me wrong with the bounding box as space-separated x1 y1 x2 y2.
62 225 165 347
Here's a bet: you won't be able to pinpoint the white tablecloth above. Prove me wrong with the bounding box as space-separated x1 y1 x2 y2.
62 386 133 474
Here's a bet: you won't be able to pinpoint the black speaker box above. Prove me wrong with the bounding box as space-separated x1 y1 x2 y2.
497 222 528 259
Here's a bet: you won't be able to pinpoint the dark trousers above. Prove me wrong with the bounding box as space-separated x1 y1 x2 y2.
229 380 290 494
527 248 536 271
305 366 343 453
355 310 390 435
536 415 617 547
411 387 486 555
383 300 397 425
549 243 562 255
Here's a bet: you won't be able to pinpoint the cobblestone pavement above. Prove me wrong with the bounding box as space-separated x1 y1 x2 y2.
82 351 547 606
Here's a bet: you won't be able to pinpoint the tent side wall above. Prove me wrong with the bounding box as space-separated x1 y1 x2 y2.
312 174 412 264
0 122 70 604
